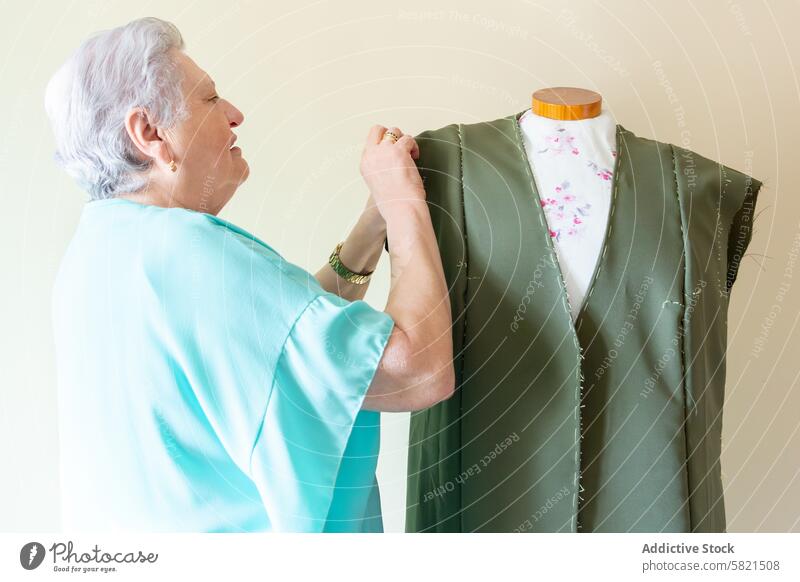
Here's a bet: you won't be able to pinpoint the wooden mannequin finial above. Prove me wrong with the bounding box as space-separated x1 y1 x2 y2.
532 87 602 121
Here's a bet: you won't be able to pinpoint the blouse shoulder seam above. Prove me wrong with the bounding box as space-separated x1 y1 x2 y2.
197 213 282 258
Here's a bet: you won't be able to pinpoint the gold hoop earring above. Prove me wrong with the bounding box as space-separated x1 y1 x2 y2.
168 160 177 172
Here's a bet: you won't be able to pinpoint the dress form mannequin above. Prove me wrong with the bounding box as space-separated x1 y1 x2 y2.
519 87 617 321
404 96 762 533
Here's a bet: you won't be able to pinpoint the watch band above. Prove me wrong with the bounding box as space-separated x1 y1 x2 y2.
328 241 374 285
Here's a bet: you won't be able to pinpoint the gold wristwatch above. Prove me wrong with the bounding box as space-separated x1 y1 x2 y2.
328 241 374 285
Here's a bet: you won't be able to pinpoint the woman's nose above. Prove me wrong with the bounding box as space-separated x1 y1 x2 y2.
227 103 244 128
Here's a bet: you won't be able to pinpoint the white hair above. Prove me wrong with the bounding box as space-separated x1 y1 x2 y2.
44 17 189 199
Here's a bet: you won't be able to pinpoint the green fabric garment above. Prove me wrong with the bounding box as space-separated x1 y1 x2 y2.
402 111 761 533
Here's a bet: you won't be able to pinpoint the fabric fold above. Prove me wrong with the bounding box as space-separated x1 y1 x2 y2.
249 293 394 532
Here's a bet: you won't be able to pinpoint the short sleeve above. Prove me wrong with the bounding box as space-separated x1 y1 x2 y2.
248 291 394 532
726 175 762 292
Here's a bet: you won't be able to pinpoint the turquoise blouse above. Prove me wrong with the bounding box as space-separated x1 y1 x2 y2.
53 198 394 532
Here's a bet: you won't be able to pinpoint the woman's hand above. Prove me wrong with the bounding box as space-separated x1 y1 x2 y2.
359 125 425 223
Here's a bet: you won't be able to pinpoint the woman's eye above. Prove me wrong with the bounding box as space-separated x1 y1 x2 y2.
209 95 220 103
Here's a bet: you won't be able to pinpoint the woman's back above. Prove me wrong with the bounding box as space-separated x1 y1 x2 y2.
53 198 393 532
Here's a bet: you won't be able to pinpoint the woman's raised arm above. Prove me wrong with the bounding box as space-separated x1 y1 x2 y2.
358 125 455 412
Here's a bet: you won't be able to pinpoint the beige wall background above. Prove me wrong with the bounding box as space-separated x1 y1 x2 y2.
1 0 798 532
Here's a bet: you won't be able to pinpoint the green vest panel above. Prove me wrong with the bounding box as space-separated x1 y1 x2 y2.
404 111 762 533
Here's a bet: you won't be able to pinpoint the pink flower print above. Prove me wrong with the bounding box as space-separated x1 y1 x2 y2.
539 180 591 240
538 134 559 154
566 135 579 155
538 128 580 156
587 160 613 181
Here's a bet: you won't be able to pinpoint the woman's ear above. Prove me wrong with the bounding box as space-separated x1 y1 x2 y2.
124 106 172 168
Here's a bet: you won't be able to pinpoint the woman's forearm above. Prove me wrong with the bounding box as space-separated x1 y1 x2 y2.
314 210 387 301
362 197 454 412
383 200 451 367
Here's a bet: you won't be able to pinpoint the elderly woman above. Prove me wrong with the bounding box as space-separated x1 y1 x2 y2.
45 17 453 532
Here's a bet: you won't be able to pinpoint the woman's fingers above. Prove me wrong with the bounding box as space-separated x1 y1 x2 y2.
359 123 427 214
367 124 387 145
395 134 419 160
366 124 412 149
362 124 418 166
381 127 404 144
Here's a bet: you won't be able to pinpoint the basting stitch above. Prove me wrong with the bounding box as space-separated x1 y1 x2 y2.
514 115 586 532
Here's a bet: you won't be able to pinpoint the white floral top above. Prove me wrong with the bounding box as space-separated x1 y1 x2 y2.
518 108 617 321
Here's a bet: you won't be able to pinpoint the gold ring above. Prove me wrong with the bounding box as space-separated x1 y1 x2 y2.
383 131 400 143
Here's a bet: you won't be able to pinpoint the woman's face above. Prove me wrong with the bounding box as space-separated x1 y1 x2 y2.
162 51 249 214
